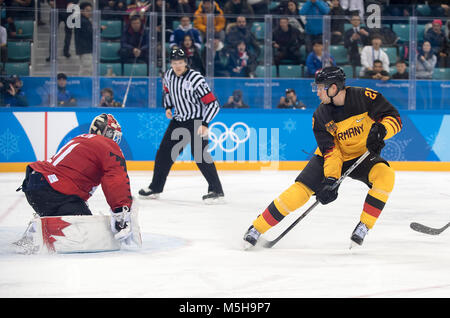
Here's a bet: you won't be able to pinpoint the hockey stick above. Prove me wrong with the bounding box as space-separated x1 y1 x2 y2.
410 221 450 235
262 150 371 248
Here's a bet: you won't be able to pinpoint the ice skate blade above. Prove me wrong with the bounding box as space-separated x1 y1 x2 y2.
242 240 256 251
203 197 226 205
138 193 160 200
349 240 362 250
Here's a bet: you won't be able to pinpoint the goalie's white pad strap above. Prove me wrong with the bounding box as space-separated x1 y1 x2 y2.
33 215 121 253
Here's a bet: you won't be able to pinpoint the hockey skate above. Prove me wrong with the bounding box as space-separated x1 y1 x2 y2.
12 219 40 254
350 221 369 248
243 225 261 250
138 186 160 199
202 191 225 204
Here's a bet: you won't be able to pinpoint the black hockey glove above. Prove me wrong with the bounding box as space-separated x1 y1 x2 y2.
366 122 387 155
316 177 339 205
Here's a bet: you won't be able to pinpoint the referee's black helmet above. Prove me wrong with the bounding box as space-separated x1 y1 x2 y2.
312 66 346 92
169 48 187 61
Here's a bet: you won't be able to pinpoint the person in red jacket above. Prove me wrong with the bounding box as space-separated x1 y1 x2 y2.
17 114 136 249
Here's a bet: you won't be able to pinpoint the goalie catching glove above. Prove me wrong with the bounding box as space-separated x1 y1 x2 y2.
110 201 142 247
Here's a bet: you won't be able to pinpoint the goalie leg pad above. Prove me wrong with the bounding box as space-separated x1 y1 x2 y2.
30 215 121 253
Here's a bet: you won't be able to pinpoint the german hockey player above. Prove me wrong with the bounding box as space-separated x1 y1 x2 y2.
243 66 402 249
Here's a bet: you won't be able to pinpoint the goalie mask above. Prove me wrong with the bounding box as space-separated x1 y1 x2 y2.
89 114 122 144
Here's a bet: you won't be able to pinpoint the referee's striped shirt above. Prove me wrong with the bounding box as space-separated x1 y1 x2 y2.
163 67 220 126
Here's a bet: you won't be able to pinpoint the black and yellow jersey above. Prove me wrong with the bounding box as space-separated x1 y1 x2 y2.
312 86 402 179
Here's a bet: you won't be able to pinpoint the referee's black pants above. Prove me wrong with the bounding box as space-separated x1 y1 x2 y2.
149 119 224 194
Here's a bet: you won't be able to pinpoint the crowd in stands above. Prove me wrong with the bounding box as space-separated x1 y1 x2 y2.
1 0 450 107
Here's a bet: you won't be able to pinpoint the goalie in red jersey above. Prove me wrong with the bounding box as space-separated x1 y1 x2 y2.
15 114 141 253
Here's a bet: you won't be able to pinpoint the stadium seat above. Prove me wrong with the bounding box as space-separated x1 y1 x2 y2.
101 20 122 40
393 24 409 43
341 65 354 78
269 2 279 11
4 62 30 76
330 45 348 65
255 65 276 77
416 4 431 16
251 22 265 40
278 65 302 78
100 41 121 62
100 63 122 76
123 63 148 76
381 47 398 65
7 41 31 62
417 24 426 41
433 68 450 80
14 20 34 40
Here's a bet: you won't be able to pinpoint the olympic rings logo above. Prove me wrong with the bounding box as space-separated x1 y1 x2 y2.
208 122 251 153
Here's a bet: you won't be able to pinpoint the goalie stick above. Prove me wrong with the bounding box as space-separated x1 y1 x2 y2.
410 221 450 235
262 150 370 248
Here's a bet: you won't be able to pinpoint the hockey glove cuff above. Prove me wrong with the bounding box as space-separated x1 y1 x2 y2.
316 177 339 205
366 122 387 155
110 206 132 244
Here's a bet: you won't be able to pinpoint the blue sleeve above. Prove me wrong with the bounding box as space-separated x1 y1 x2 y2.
299 1 312 14
315 0 330 14
306 53 315 73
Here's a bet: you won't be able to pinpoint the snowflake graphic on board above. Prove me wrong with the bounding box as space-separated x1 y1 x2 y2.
283 118 296 134
425 132 439 150
382 138 412 161
136 113 167 142
0 128 20 160
259 138 287 161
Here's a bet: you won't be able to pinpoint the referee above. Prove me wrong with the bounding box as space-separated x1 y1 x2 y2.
139 48 225 203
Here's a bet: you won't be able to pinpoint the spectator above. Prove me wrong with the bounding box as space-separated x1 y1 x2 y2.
359 34 390 77
202 32 230 77
277 88 307 109
2 75 28 107
247 0 268 14
284 1 305 35
340 0 364 21
223 0 254 15
299 0 330 53
46 0 75 60
169 16 202 50
416 41 437 80
6 0 34 20
223 89 249 108
181 34 205 74
305 40 336 77
273 17 304 66
424 19 447 64
125 0 151 26
169 16 203 50
99 0 127 20
120 15 149 63
57 73 77 106
74 2 93 76
224 16 260 57
363 59 390 81
344 14 371 67
329 0 345 44
437 21 449 68
100 87 122 107
194 0 226 41
391 60 409 79
170 0 197 14
0 25 6 63
226 40 257 77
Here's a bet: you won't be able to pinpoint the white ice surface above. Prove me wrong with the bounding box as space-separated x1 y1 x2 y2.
0 170 449 298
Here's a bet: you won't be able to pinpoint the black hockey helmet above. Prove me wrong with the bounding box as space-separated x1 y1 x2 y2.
89 113 122 144
169 48 187 61
312 66 346 92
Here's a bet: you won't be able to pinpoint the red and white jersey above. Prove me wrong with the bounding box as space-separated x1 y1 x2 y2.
30 134 132 211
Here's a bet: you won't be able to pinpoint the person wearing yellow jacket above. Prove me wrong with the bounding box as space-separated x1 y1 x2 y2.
243 66 403 248
194 0 226 39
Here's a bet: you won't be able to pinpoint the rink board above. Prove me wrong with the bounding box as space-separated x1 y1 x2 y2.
0 108 450 171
